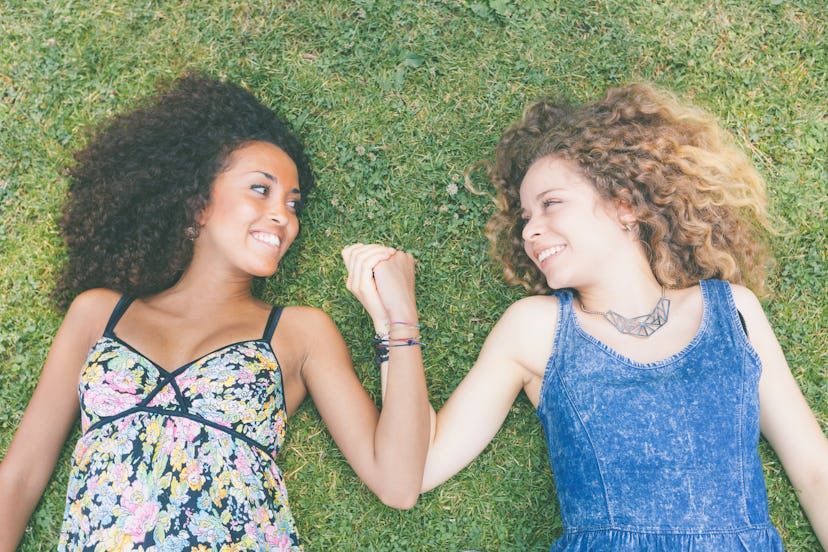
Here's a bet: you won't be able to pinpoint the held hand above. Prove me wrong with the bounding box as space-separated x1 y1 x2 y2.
342 243 397 329
371 249 418 323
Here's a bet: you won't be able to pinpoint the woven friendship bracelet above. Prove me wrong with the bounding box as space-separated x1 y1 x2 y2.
390 321 421 328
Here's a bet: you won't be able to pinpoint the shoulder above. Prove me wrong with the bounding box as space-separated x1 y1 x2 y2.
494 294 560 340
501 293 559 323
274 305 345 350
725 282 765 318
485 294 559 377
68 287 123 311
726 282 761 304
63 288 123 342
275 306 350 387
280 305 339 331
718 282 778 345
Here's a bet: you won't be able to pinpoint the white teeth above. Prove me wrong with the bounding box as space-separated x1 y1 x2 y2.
252 232 281 247
537 246 564 263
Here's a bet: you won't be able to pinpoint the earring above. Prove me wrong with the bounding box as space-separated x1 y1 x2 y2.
623 223 633 232
184 225 200 241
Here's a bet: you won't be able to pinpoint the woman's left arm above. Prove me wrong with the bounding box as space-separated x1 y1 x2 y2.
733 285 828 548
293 247 429 510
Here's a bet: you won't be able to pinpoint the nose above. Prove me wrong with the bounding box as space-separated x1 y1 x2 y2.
521 215 540 242
268 200 290 226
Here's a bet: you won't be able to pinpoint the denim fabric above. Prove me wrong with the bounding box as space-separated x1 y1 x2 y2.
537 280 784 551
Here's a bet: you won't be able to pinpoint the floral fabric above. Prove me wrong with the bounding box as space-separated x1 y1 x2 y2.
59 297 302 551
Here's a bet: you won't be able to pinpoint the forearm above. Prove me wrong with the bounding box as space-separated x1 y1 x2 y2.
796 472 828 549
371 322 431 508
0 467 45 551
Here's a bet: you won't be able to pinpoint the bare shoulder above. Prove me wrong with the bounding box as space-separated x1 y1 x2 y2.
484 294 559 387
279 305 340 336
495 294 560 342
503 293 559 320
270 305 345 372
730 284 762 310
63 288 123 347
727 283 769 324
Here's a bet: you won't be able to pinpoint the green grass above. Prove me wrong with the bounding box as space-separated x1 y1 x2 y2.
1 0 826 550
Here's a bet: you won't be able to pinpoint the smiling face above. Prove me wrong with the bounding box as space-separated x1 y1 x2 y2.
195 141 302 278
519 156 631 291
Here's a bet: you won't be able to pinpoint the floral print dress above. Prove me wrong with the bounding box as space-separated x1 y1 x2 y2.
59 296 303 551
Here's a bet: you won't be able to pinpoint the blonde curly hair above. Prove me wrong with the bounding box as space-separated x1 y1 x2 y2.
486 83 773 295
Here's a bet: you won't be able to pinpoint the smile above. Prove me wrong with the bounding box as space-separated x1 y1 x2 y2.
251 231 281 248
537 245 564 263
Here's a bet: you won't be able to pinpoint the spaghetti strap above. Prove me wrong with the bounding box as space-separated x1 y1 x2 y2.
262 306 284 342
104 295 135 336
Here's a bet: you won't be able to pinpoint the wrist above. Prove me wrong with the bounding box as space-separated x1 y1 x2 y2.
376 308 418 334
371 316 390 335
386 307 418 326
373 321 423 366
387 321 420 338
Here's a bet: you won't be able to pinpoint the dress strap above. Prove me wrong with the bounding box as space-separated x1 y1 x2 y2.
703 279 750 339
104 294 135 336
262 305 284 342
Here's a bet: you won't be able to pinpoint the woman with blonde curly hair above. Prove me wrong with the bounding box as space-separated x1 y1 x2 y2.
355 83 828 549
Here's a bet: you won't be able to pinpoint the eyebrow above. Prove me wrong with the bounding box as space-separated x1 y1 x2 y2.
253 171 301 194
532 188 564 202
520 188 564 214
253 170 277 183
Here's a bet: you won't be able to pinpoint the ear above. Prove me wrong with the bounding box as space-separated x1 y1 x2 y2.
194 197 213 227
613 197 637 227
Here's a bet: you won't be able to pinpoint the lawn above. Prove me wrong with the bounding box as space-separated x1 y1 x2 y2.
1 1 825 550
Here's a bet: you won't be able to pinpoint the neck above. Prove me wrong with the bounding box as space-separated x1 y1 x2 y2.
156 264 256 307
576 271 670 338
576 271 663 317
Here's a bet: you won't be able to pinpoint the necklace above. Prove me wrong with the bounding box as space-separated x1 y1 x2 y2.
578 287 670 337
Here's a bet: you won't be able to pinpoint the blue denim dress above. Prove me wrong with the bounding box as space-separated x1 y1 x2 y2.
537 280 784 550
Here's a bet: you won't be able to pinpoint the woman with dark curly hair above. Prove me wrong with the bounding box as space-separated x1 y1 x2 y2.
354 83 828 549
0 73 429 551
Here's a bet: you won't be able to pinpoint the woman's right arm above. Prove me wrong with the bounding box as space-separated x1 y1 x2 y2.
420 295 557 491
342 244 556 495
0 290 112 551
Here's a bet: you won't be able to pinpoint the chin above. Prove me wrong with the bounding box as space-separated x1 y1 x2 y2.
543 273 574 292
252 262 281 278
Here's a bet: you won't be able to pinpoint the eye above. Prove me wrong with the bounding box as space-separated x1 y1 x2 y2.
251 183 270 195
287 198 304 214
542 199 561 209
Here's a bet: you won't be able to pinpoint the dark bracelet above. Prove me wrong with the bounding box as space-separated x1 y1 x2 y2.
373 332 423 366
388 338 423 347
374 333 390 364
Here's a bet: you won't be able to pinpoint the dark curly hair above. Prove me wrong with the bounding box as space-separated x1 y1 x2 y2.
55 72 314 306
486 83 772 296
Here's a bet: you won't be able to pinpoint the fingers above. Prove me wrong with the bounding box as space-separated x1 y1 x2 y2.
342 243 397 292
367 250 418 322
341 244 401 326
